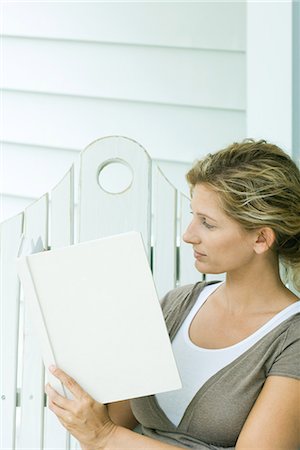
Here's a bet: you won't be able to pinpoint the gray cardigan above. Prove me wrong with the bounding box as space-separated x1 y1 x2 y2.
130 281 300 449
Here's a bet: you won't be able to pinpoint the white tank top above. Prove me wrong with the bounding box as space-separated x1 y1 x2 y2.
156 281 300 426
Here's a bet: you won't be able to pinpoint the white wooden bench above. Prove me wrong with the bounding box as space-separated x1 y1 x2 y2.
1 136 222 450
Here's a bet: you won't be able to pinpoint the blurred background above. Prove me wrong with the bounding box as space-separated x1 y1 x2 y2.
1 0 299 223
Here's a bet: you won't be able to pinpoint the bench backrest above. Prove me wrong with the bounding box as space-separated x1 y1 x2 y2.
1 136 219 450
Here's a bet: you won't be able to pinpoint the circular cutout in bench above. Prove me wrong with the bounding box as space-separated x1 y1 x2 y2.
97 159 134 194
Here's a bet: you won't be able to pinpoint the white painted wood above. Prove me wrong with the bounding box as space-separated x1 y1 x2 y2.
70 438 81 450
152 165 177 299
205 272 226 284
43 168 75 450
78 137 151 257
1 141 79 199
292 0 300 163
154 159 191 198
178 193 203 286
247 1 293 153
18 195 48 450
3 37 245 111
2 91 246 161
2 2 246 51
0 213 23 450
50 166 74 249
1 141 191 203
44 411 70 450
0 193 34 223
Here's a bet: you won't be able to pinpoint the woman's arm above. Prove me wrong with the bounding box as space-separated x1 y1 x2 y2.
107 400 139 430
236 375 299 450
104 426 183 450
107 375 300 450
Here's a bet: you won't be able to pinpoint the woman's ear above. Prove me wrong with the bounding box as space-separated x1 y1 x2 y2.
253 227 276 254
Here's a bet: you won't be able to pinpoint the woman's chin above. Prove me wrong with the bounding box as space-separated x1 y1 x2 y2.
194 260 208 272
194 260 223 275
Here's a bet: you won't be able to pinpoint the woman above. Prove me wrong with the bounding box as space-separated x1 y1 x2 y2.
46 139 300 449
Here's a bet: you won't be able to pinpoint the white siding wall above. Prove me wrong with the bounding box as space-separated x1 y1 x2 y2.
1 2 246 222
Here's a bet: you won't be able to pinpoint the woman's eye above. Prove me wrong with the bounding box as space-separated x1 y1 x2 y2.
189 212 215 229
201 218 215 229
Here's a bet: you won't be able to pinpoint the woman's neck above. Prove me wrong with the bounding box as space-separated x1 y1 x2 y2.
221 257 297 315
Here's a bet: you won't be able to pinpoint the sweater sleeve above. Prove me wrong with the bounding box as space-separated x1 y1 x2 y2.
160 284 195 318
267 315 300 380
159 284 199 338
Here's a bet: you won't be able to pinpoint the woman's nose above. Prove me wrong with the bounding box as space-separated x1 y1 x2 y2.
182 220 200 244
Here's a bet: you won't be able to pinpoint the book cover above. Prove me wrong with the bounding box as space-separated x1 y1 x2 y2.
16 231 181 403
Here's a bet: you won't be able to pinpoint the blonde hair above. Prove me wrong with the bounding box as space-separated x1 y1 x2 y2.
186 139 300 292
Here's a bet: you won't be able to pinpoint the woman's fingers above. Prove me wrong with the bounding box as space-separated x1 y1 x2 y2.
49 365 87 400
45 383 73 410
45 367 116 448
48 398 74 428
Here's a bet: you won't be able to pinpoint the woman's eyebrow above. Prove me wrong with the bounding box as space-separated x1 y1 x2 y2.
189 204 217 222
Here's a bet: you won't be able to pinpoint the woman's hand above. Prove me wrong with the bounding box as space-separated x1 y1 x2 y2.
45 365 117 450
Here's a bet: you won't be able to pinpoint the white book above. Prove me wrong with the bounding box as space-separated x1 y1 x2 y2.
16 231 181 403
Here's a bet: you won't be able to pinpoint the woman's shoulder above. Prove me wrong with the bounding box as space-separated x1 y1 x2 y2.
275 311 300 340
160 280 209 313
160 283 196 306
265 312 300 380
160 280 222 336
280 311 300 340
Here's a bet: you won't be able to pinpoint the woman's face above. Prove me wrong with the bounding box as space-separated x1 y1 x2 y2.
183 183 258 275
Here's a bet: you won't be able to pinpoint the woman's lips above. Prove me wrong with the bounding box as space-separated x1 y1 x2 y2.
194 250 207 258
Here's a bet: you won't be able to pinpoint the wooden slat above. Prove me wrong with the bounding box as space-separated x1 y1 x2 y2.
78 137 151 257
152 165 177 299
18 195 48 449
153 159 191 198
43 168 75 450
0 213 23 450
2 2 246 51
178 193 203 286
2 37 246 111
50 166 74 249
2 90 246 161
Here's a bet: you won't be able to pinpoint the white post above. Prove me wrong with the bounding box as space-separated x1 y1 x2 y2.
247 0 299 295
246 0 293 153
0 214 23 450
292 0 300 163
